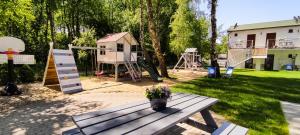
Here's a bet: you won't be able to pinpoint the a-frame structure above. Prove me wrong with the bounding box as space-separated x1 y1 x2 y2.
43 43 82 94
173 48 202 71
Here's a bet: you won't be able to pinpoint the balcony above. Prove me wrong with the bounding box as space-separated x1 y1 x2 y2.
267 38 299 49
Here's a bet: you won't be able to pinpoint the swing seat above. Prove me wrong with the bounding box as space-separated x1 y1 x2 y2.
95 71 104 78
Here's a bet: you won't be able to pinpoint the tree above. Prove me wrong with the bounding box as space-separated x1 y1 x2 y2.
170 0 209 57
216 35 228 54
145 0 169 78
139 0 160 76
209 0 221 77
72 29 97 76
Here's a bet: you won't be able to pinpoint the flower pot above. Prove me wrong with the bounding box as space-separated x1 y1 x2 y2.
150 98 167 111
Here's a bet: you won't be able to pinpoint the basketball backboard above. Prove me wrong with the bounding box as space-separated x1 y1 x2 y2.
0 37 25 53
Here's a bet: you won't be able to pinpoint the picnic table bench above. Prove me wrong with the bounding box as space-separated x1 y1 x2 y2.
63 93 248 135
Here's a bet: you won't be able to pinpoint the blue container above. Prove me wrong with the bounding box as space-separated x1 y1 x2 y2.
286 64 293 71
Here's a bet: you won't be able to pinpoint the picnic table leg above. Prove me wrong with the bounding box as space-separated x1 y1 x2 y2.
200 108 218 131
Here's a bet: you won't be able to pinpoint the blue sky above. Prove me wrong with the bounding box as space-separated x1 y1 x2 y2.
202 0 300 31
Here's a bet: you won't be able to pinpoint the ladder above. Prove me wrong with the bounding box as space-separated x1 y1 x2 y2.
124 58 142 82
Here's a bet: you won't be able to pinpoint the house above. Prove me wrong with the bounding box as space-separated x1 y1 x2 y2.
96 32 142 81
227 19 300 70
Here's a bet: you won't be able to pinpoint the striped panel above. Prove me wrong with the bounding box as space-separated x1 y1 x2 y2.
52 49 82 94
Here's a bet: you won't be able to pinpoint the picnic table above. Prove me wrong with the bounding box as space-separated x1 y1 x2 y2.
65 93 219 135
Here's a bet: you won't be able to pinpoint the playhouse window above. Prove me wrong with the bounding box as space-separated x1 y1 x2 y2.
117 44 124 52
131 45 137 52
100 46 106 55
234 33 238 37
288 29 293 33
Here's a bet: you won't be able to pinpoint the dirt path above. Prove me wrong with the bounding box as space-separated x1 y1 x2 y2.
0 70 225 135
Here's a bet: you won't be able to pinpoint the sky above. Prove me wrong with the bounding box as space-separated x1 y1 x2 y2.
202 0 300 31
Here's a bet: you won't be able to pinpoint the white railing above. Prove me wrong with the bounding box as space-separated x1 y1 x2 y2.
268 38 300 49
230 38 300 49
229 40 254 49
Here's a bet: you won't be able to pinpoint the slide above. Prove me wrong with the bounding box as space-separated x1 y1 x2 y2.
137 58 163 82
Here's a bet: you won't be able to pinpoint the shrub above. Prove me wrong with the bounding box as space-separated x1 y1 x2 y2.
18 65 35 83
0 63 17 85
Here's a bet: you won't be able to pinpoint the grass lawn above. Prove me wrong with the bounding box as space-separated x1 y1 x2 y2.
171 69 300 135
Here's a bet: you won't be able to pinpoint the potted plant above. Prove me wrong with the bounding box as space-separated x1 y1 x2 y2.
145 85 171 111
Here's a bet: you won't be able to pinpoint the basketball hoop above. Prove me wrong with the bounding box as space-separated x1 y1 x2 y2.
0 37 25 96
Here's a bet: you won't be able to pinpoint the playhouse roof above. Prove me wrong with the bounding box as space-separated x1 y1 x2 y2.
185 48 198 53
96 32 138 45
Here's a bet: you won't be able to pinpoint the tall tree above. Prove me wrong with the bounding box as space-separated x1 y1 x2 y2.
145 0 169 78
209 0 221 77
170 0 209 57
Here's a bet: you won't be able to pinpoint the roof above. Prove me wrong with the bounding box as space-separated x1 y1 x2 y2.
97 32 128 43
185 48 198 53
228 19 300 32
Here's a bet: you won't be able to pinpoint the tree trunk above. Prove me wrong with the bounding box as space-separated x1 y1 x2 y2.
140 0 161 76
210 0 221 77
46 0 56 46
145 0 169 78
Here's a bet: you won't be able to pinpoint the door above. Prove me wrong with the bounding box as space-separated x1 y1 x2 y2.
266 33 276 48
247 34 256 48
264 54 274 70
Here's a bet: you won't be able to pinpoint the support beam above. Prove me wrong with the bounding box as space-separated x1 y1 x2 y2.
200 108 218 131
114 64 119 81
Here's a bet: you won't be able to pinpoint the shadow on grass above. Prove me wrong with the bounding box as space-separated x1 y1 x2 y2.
172 74 300 134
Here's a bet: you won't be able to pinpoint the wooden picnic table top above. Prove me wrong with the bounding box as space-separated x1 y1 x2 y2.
71 93 218 135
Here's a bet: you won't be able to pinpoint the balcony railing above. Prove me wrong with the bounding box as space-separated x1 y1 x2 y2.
267 38 299 49
230 38 300 49
229 40 254 49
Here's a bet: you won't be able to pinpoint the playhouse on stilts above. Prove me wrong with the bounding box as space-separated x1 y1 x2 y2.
96 32 142 82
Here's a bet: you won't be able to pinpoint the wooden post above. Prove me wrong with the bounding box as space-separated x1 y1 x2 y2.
115 64 119 81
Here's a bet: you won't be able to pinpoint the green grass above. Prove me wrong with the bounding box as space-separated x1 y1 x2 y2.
171 69 300 135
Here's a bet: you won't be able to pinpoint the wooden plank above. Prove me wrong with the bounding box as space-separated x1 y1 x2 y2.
81 95 207 135
63 88 83 94
229 125 248 135
56 63 77 68
72 93 184 122
76 94 198 129
112 98 218 135
212 122 236 135
62 128 82 135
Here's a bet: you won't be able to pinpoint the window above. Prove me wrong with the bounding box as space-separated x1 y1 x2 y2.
131 45 137 52
100 46 106 55
117 44 124 52
288 29 293 33
234 33 238 37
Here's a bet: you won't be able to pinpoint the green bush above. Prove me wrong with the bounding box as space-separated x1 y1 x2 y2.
18 65 35 83
0 63 17 85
